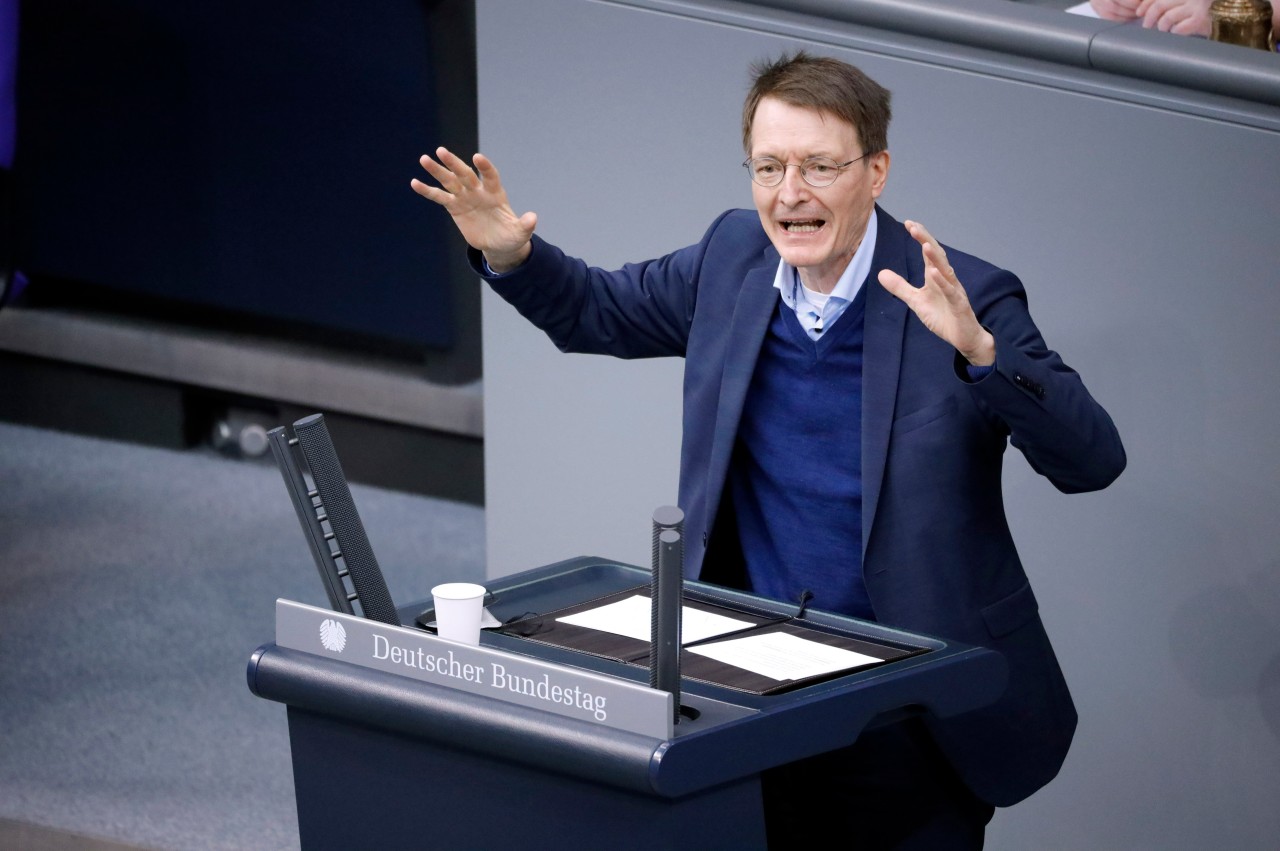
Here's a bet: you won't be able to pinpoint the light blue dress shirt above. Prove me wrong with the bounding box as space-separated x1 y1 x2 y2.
771 212 877 342
769 214 993 380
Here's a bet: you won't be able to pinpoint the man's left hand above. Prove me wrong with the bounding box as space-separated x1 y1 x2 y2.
877 220 996 367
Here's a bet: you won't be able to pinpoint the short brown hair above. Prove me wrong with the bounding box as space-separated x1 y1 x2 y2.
742 51 891 156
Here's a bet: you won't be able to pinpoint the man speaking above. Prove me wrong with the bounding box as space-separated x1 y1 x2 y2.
412 51 1125 850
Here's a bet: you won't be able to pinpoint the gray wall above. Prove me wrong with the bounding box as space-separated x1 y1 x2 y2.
474 0 1280 847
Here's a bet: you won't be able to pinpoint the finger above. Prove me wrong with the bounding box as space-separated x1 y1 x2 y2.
472 152 502 186
920 244 969 312
518 210 539 236
1167 7 1203 32
904 220 948 265
435 146 481 189
1169 9 1205 33
902 221 953 293
418 153 466 192
877 268 918 302
409 177 436 199
908 223 955 280
920 240 954 277
409 177 454 206
1143 1 1175 28
903 219 935 249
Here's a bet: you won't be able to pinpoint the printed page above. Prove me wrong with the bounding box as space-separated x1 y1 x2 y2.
556 594 754 643
687 631 881 681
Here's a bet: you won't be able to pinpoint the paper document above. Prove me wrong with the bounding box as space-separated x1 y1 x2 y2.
556 594 754 643
556 594 881 682
688 631 881 682
1065 2 1100 16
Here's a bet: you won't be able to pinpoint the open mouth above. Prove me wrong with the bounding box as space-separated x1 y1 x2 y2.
781 219 825 233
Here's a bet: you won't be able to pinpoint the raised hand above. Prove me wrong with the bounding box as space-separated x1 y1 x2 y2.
411 147 537 273
877 220 995 366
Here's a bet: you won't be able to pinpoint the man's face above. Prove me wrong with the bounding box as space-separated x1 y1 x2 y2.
749 97 889 293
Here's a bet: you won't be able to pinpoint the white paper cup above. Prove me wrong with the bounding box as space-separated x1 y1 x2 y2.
431 582 487 645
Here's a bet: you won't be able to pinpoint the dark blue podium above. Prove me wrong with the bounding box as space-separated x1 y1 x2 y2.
247 557 1006 850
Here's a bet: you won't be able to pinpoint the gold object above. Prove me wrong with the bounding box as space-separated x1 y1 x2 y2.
1209 0 1276 50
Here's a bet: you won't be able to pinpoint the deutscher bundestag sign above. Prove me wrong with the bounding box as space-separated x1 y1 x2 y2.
275 599 674 739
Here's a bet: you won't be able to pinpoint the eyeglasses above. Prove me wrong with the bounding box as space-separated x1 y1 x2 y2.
742 153 869 188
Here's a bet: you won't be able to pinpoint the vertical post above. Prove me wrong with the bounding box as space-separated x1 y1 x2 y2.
650 505 684 723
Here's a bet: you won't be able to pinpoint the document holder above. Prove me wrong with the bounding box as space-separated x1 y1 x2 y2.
492 585 930 695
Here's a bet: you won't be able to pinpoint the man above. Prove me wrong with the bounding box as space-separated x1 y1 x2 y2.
412 51 1124 849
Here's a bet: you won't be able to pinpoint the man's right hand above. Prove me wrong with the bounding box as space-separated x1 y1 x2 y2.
411 147 537 273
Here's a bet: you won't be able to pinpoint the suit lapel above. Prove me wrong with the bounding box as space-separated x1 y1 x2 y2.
704 249 780 526
862 207 915 571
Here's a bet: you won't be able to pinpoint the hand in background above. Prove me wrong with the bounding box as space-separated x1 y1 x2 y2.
1089 0 1144 21
412 147 537 273
1095 0 1279 41
877 221 995 367
1136 0 1214 35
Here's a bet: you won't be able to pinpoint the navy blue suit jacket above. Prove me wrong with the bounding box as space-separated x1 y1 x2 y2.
481 205 1126 807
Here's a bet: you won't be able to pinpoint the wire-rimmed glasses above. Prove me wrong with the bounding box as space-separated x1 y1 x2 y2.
742 153 869 188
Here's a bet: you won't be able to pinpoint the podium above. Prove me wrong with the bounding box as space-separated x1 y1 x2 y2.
247 556 1006 850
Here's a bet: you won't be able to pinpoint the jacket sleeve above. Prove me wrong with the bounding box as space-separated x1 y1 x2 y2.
473 210 740 360
958 260 1126 493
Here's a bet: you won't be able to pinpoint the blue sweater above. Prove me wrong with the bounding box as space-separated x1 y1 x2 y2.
727 287 872 620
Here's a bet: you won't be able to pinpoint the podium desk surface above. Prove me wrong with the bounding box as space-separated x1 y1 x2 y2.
249 556 1006 799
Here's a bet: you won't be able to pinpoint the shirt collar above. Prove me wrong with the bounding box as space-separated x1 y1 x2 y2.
772 211 878 310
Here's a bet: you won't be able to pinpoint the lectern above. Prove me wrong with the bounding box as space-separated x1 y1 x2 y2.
248 556 1006 850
